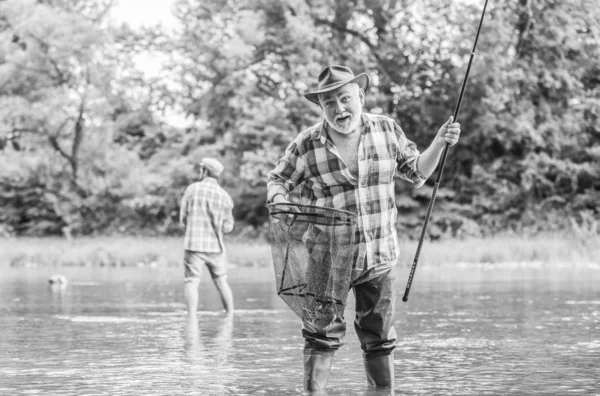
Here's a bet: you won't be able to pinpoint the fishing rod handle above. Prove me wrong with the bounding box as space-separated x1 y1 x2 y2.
402 180 441 302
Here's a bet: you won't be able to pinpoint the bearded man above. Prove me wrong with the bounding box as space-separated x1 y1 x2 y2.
267 65 461 391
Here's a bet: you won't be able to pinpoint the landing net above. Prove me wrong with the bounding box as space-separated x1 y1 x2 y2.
268 203 358 321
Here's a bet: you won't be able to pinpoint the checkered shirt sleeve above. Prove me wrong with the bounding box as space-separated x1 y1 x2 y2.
180 178 234 253
267 113 426 270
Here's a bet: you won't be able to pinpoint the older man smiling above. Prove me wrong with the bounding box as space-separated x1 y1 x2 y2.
267 65 461 391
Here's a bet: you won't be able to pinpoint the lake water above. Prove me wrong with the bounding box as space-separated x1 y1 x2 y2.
1 262 599 395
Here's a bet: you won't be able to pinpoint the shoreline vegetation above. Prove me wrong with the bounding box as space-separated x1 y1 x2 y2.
1 234 598 269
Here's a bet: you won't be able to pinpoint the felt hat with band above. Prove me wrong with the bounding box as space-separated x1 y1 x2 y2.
304 65 369 105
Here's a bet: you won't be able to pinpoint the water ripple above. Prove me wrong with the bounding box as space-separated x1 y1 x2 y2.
2 266 600 395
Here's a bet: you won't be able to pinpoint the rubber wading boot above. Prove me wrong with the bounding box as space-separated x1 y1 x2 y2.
364 354 395 388
303 349 334 391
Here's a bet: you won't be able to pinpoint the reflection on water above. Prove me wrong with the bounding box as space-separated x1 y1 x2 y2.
0 264 599 395
183 313 236 394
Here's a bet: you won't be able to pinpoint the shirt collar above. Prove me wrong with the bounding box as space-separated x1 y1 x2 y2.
200 176 218 184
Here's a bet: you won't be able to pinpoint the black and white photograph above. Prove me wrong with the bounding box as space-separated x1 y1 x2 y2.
1 0 599 395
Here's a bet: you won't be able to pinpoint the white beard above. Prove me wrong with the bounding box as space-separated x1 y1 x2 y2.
326 113 361 135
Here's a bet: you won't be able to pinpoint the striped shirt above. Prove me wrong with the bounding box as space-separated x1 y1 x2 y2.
267 112 426 270
180 177 234 253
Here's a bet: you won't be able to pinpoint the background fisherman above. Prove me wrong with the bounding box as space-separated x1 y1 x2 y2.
267 65 461 391
180 158 235 316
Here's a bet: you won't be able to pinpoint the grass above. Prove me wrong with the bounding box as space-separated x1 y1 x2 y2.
402 234 600 266
1 233 598 268
0 236 270 268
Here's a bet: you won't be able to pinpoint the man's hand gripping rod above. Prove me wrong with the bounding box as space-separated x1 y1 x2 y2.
402 0 489 302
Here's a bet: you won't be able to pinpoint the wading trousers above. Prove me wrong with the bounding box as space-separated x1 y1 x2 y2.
302 269 396 390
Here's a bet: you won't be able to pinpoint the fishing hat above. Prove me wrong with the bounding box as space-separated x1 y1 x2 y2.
198 158 224 177
304 65 369 105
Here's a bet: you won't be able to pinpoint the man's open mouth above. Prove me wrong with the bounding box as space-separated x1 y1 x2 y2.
336 115 351 123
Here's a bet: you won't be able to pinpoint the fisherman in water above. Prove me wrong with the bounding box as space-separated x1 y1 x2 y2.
267 65 461 391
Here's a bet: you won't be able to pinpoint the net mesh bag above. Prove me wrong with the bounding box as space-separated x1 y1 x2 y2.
268 203 358 321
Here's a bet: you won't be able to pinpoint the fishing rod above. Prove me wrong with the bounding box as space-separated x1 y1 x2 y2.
402 0 490 302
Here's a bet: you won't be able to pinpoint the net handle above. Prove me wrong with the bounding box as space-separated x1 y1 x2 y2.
267 203 357 222
270 210 355 226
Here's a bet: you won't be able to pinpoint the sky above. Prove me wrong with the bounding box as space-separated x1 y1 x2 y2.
110 0 189 127
109 0 175 81
110 0 177 28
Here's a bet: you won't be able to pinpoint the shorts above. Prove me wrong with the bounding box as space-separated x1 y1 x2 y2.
183 250 227 283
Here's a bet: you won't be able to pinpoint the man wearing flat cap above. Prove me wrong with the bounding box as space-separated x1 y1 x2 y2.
267 65 461 391
180 157 235 316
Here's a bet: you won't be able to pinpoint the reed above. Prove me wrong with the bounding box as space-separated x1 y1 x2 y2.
0 234 598 268
399 233 600 266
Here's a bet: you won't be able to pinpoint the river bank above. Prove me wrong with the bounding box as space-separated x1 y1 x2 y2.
1 233 598 269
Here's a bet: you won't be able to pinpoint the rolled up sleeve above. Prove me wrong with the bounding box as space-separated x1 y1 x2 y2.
179 188 190 226
266 138 306 202
394 122 427 188
222 211 234 234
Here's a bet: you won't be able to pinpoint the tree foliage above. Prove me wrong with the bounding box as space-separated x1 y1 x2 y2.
1 0 598 239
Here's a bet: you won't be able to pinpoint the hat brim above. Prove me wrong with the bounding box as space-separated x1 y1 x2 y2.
304 73 369 105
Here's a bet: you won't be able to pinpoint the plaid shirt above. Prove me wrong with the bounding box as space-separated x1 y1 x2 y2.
180 177 234 253
267 113 426 270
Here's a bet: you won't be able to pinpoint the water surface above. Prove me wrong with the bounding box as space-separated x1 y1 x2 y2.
1 263 599 395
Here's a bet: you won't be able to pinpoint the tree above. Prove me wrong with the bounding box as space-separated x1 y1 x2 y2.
461 0 600 234
0 0 177 236
1 0 598 238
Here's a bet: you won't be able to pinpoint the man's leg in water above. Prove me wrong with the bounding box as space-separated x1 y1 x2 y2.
353 269 396 389
206 251 234 314
213 275 234 314
183 250 203 316
184 280 200 316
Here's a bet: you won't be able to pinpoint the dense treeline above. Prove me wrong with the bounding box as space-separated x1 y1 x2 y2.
0 0 598 240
